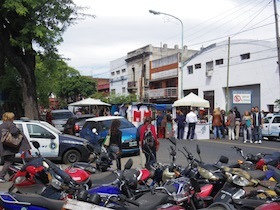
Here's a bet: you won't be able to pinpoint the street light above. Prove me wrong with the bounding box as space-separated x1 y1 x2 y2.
149 10 184 99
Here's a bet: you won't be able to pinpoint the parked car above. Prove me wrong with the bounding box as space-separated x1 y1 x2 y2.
51 109 74 131
80 116 139 155
63 114 95 136
262 114 280 141
0 119 90 165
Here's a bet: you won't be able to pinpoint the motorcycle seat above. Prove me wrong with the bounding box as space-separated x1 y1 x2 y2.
124 192 169 210
267 165 280 182
11 192 64 210
247 170 266 180
232 198 267 208
90 171 118 186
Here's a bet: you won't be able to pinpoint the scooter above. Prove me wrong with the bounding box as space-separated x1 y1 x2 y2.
8 141 91 198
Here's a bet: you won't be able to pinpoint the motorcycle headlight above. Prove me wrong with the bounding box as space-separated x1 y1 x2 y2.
198 166 219 180
232 174 250 187
14 176 26 185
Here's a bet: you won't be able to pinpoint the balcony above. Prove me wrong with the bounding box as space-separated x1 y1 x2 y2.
127 81 137 90
148 87 178 99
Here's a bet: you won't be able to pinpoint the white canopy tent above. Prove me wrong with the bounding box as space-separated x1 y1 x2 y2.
68 98 111 107
68 98 111 114
172 92 210 108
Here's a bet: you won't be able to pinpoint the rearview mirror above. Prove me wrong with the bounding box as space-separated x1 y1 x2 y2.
31 141 40 149
92 128 98 135
219 155 229 164
124 158 133 170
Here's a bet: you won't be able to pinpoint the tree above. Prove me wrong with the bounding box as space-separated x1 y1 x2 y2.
57 76 96 106
0 0 88 119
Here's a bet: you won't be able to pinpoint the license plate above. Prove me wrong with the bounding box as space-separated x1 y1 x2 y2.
129 141 137 147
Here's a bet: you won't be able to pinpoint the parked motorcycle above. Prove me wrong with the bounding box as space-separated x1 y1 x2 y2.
8 141 91 199
0 192 111 210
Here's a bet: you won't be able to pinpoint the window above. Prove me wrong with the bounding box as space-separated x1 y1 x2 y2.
122 87 126 93
187 66 193 74
27 124 53 138
111 72 115 76
122 69 126 73
111 89 115 94
272 116 280 123
194 63 201 69
215 59 223 65
240 53 250 60
206 61 213 71
116 70 120 75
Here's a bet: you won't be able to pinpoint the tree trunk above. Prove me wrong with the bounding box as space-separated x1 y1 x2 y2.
0 22 39 119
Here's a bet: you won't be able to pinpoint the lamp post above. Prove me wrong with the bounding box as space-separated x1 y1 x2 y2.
149 10 184 99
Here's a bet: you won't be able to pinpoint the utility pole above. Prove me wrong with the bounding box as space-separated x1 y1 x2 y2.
273 0 280 80
226 37 231 113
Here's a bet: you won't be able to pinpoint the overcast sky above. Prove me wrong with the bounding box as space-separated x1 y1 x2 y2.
57 0 277 77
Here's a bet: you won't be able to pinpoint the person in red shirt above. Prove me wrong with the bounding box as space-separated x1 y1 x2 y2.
139 117 159 169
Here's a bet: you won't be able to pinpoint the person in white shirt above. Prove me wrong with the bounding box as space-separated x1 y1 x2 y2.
186 108 198 140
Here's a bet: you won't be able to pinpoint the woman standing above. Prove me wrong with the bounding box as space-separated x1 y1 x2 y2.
165 114 173 138
212 108 223 139
108 119 122 170
227 110 236 141
242 111 253 144
0 112 31 182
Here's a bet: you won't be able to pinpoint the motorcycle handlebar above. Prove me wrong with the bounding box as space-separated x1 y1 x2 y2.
43 158 73 184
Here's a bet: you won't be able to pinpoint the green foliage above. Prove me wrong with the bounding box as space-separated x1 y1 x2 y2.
275 99 280 108
35 55 81 107
107 93 137 104
57 76 96 104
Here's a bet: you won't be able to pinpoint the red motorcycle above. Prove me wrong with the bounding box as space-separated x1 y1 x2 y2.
8 141 91 198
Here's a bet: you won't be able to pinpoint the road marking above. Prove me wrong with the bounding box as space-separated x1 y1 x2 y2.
204 140 280 151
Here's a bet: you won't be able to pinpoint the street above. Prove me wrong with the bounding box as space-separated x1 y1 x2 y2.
0 138 279 192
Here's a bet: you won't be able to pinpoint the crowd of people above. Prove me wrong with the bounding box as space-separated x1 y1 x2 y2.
212 106 265 144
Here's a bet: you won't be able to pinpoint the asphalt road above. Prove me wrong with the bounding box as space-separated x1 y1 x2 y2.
0 137 279 192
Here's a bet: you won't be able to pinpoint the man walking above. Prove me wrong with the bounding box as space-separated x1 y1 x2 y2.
252 106 263 144
186 108 198 141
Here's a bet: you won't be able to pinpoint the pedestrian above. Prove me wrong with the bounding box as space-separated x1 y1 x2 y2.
252 106 263 144
161 115 167 139
242 110 253 144
165 114 173 138
227 109 236 140
186 108 198 140
250 107 256 142
108 119 122 170
212 108 223 139
156 111 164 138
46 108 53 125
174 109 186 140
233 106 241 140
220 109 226 138
140 117 159 169
0 112 31 182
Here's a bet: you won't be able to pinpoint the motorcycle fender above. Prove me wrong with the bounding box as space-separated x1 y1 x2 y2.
214 182 244 203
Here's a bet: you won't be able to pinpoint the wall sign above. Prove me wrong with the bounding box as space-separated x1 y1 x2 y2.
232 90 251 104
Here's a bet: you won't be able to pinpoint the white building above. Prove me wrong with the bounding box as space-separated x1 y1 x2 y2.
110 56 128 96
182 39 280 114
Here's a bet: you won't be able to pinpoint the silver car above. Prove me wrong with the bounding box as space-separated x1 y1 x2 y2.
51 110 74 131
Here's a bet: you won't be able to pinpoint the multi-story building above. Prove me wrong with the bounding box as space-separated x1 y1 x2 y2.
182 39 280 114
110 56 128 96
94 78 109 96
125 44 196 103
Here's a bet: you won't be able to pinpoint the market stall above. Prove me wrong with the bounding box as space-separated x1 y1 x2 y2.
172 92 210 140
68 98 111 115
